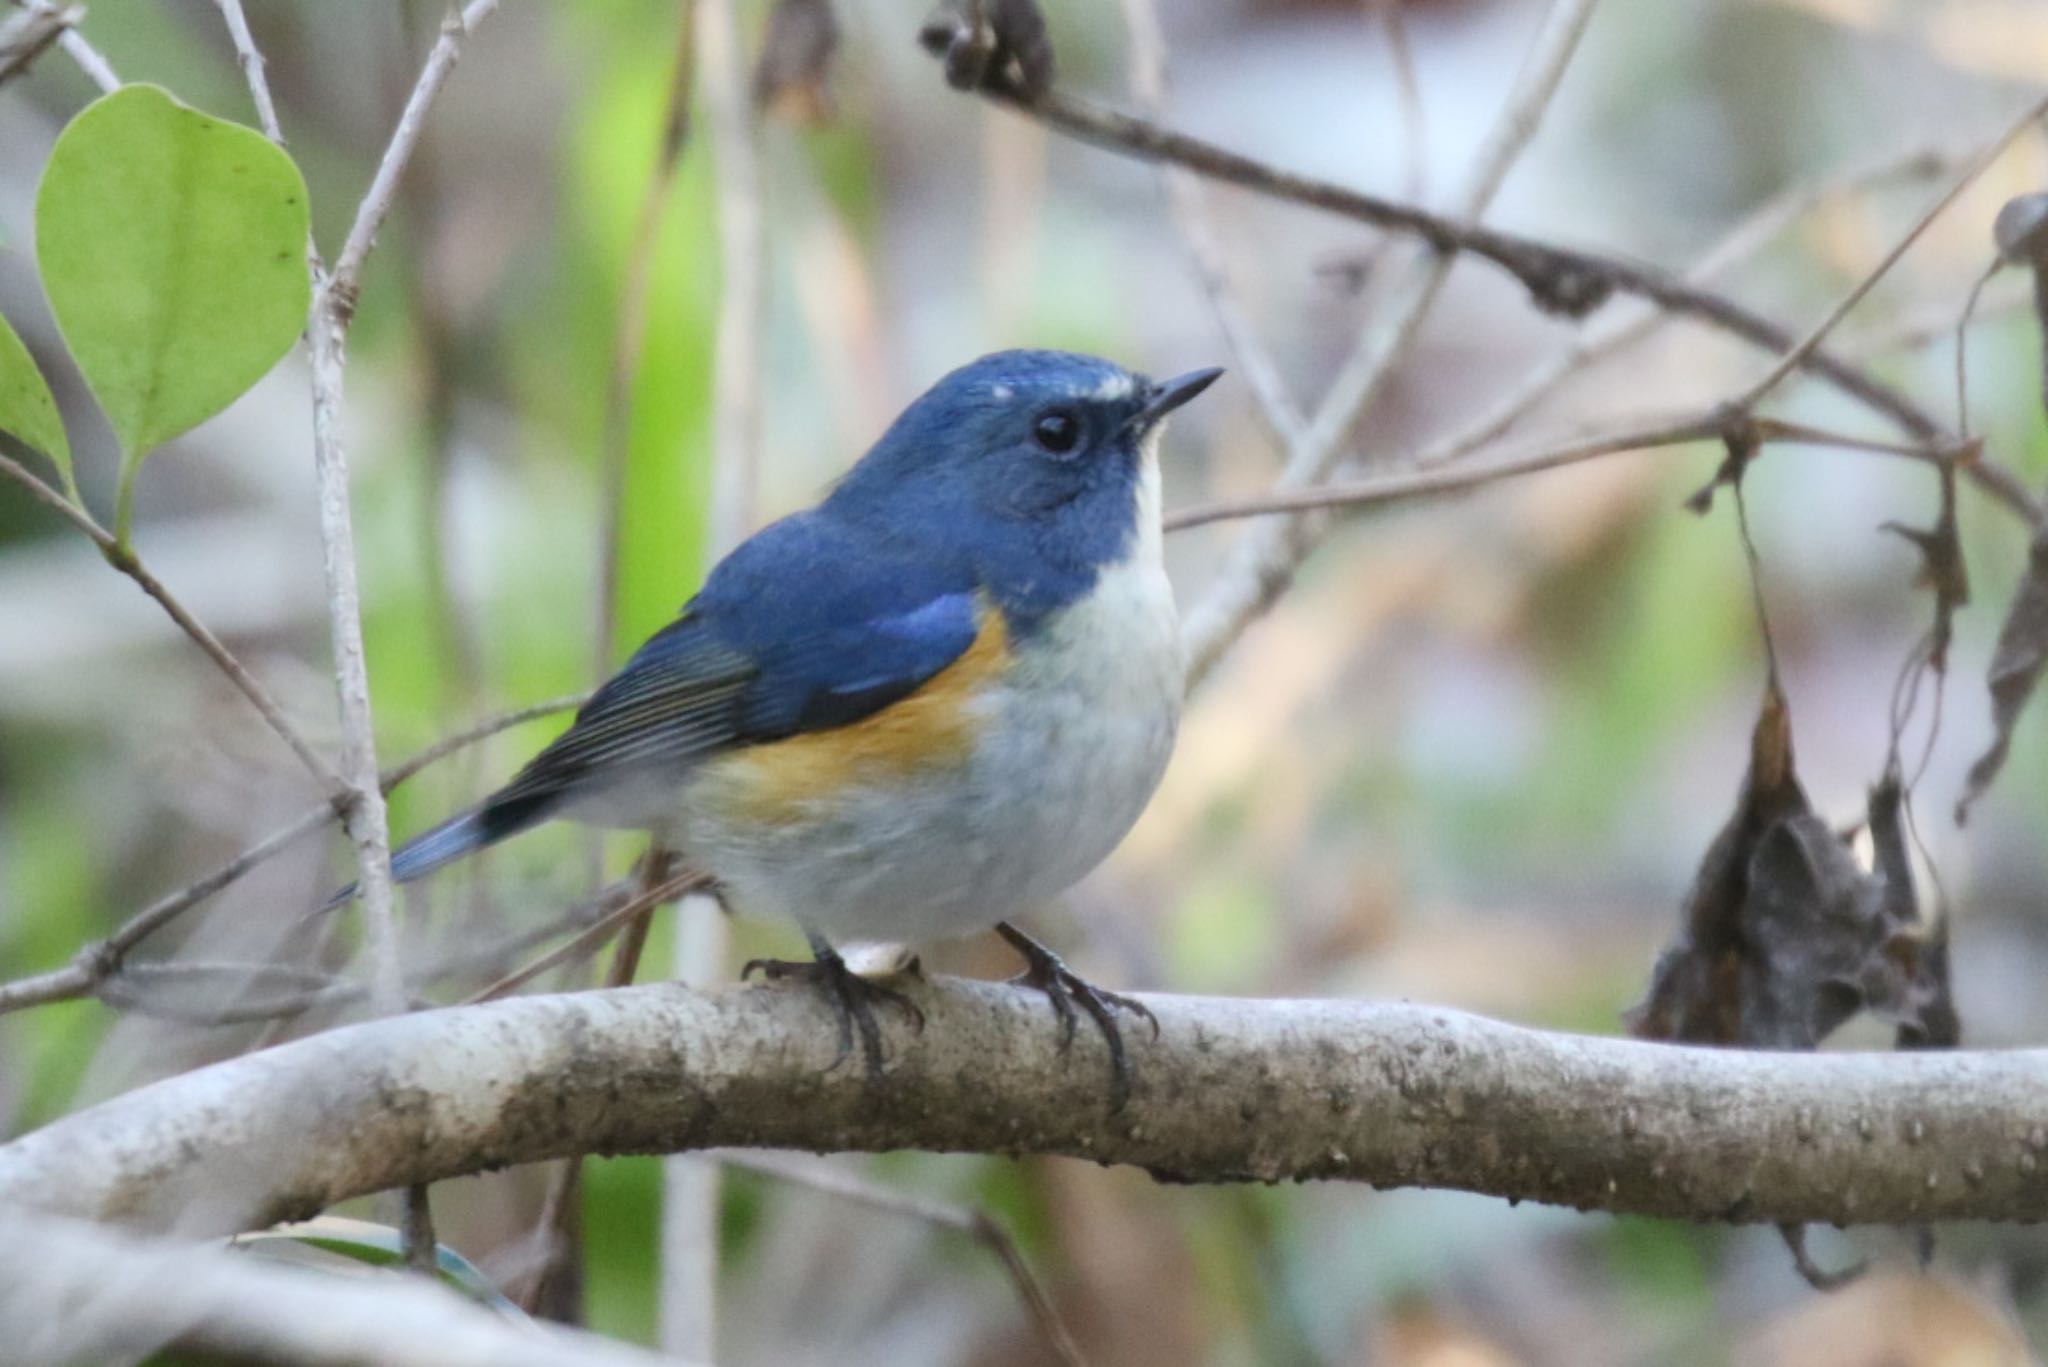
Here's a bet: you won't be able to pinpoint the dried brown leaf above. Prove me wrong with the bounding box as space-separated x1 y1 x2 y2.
1866 773 1961 1049
1628 692 1959 1051
1957 526 2048 820
1880 476 1969 672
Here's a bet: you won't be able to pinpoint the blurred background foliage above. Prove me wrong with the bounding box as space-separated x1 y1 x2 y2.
4 0 2048 1363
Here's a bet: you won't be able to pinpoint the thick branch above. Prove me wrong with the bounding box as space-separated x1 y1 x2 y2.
3 978 2045 1232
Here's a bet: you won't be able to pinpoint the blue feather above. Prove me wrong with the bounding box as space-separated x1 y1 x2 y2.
333 348 1169 902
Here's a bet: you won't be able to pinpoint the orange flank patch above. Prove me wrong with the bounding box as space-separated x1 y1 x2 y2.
715 607 1011 823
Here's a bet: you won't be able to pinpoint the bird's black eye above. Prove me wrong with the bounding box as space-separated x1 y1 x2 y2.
1032 409 1081 456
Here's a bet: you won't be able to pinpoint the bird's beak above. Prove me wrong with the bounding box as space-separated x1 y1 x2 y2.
1132 367 1224 434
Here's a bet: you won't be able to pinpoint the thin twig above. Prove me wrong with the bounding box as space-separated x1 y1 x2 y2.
1839 276 2029 361
0 692 587 1017
718 1151 1087 1367
1180 0 1601 686
226 4 500 1268
1118 0 1304 446
307 303 402 1013
1371 0 1426 204
76 887 631 1029
969 84 1964 459
1169 409 1725 529
1730 92 2048 414
1164 410 1954 531
384 4 487 721
1408 142 1963 473
1953 258 2002 441
0 2 79 86
326 0 502 311
464 870 707 1005
381 692 589 789
92 961 368 1026
0 805 332 1017
212 0 285 143
594 6 699 675
22 0 116 91
0 455 346 794
401 1181 439 1275
306 0 501 1024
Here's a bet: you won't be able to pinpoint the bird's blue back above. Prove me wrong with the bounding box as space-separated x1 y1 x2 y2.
383 349 1162 886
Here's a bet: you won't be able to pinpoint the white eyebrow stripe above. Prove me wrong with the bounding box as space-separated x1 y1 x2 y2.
1088 372 1134 400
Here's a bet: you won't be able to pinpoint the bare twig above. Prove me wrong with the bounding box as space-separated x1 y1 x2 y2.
327 0 502 310
0 805 333 1016
91 960 364 1025
0 692 587 1018
307 305 402 1014
381 692 590 790
1840 276 2030 362
718 1151 1086 1367
21 0 116 92
1371 0 1426 204
0 1 78 86
305 0 500 1025
17 981 2048 1231
1118 0 1304 446
212 0 284 143
1408 142 1963 473
0 455 345 793
1166 410 1957 531
965 86 1966 461
1730 92 2048 414
1181 0 1602 685
463 869 707 1005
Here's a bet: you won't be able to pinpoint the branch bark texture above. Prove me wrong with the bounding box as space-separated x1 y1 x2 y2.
2 979 2043 1234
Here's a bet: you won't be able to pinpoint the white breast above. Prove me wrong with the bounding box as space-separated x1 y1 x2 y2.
678 445 1184 946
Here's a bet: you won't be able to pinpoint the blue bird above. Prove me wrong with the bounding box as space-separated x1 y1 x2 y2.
372 349 1220 1097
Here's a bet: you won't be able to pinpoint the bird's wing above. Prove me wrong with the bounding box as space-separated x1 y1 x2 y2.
490 511 983 811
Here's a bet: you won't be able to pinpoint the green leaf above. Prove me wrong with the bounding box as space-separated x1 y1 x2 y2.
0 308 71 493
231 1216 525 1316
33 83 309 520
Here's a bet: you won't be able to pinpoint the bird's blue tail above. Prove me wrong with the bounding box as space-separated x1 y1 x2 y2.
318 794 556 912
391 808 495 883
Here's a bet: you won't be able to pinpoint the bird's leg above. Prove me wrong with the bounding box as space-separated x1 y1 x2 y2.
995 921 1158 1110
742 931 925 1081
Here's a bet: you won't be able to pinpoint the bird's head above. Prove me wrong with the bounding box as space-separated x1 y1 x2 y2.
830 349 1221 623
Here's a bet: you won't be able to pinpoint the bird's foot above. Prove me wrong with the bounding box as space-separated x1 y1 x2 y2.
996 921 1157 1110
743 937 924 1081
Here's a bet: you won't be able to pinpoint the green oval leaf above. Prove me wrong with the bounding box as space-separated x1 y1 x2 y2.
33 83 309 464
231 1216 525 1316
0 307 71 491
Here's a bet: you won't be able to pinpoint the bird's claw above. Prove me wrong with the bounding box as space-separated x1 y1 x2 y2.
998 923 1154 1110
743 949 924 1081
